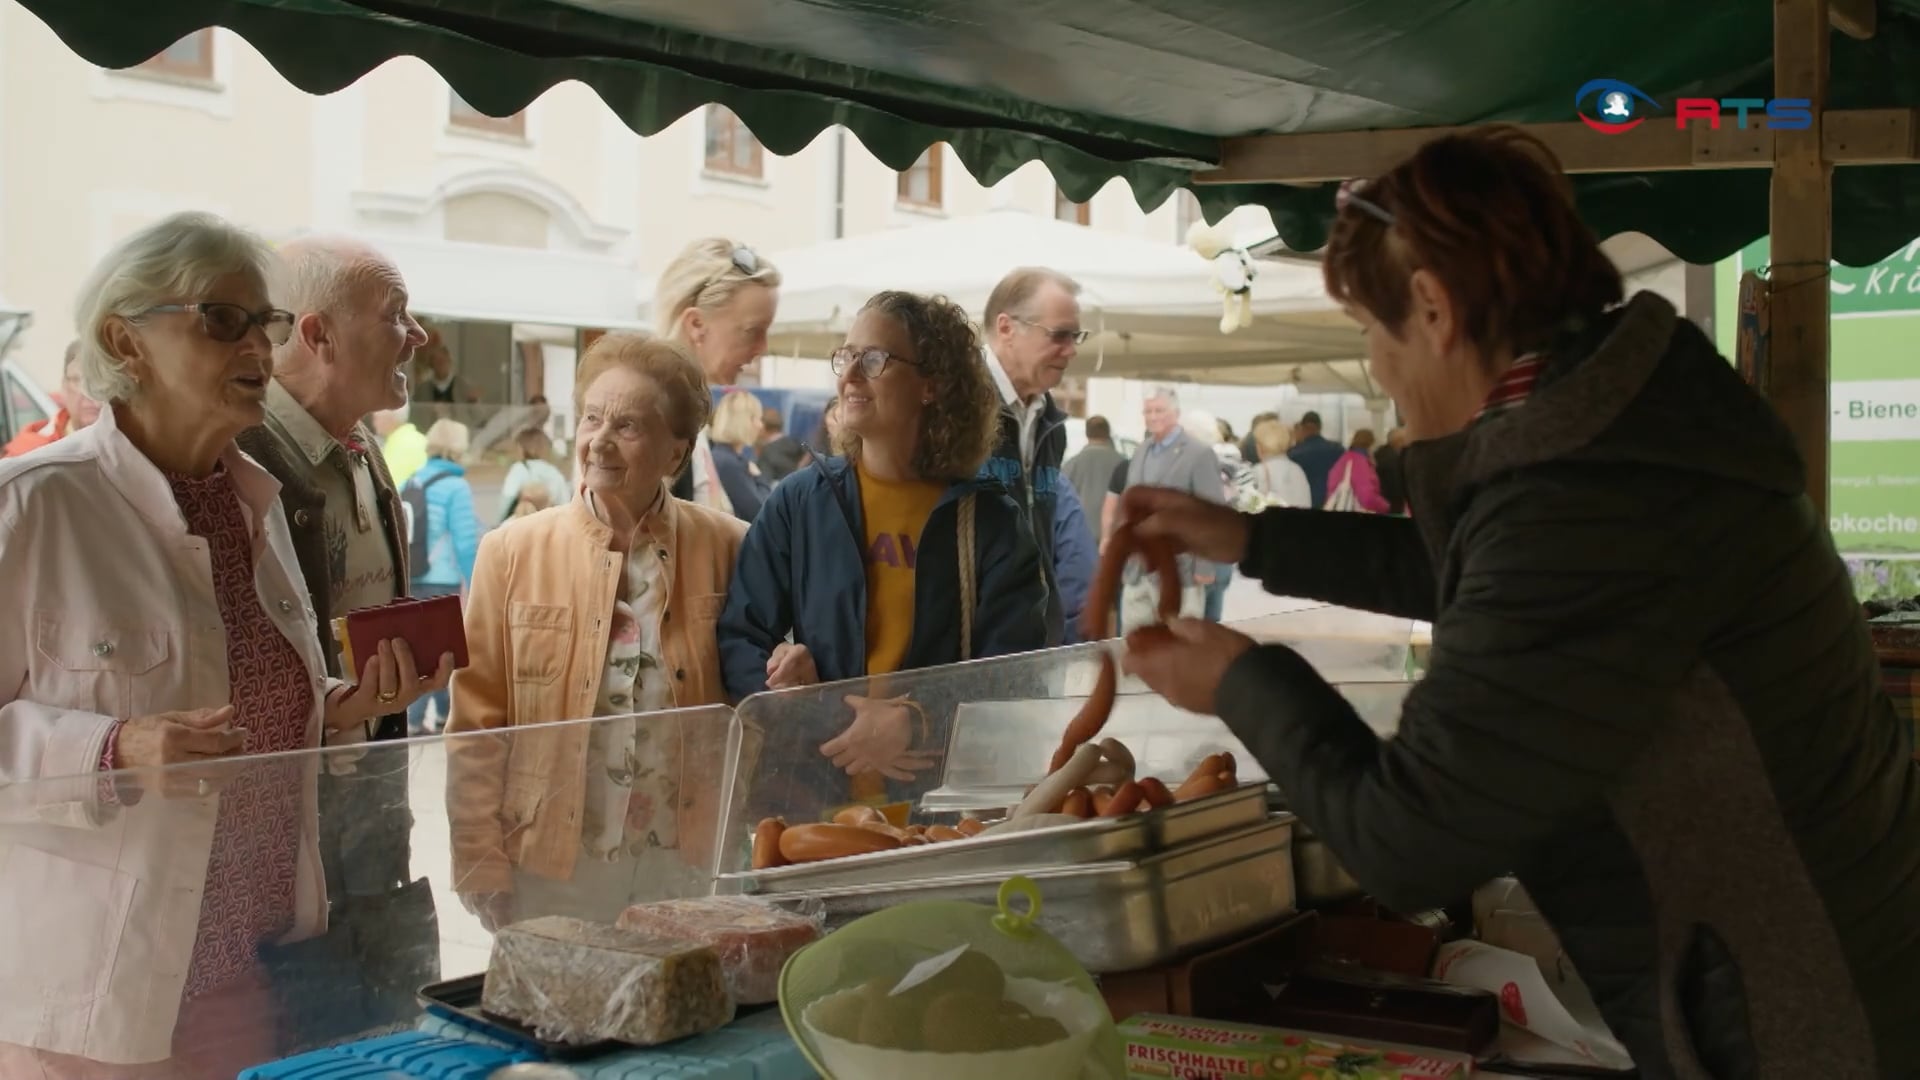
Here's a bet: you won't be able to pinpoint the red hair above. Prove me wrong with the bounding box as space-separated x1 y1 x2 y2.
1323 126 1623 367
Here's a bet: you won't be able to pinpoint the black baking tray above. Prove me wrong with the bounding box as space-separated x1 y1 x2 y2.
418 973 622 1061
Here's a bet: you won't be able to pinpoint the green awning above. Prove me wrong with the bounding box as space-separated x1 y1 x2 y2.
20 0 1920 265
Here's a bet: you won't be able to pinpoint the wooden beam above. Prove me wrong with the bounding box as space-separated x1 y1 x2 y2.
1194 108 1919 184
1830 0 1876 38
1769 0 1833 518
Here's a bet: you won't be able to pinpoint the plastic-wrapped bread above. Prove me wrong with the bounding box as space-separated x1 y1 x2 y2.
482 916 734 1045
617 896 824 1005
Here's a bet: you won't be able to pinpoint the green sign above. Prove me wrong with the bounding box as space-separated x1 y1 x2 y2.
1721 239 1920 559
1736 237 1920 318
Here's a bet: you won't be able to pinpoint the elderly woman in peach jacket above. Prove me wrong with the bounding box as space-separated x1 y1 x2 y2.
447 333 745 931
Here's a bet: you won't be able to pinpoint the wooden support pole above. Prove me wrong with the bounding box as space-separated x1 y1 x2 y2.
1769 0 1833 517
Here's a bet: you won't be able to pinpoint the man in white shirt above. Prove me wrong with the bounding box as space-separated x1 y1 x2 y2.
979 266 1096 645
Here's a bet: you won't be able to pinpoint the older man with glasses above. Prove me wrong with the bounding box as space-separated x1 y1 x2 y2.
979 266 1096 647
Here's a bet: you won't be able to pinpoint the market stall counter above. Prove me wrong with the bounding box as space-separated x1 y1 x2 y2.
0 609 1438 1078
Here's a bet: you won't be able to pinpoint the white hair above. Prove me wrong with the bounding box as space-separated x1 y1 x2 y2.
1181 407 1219 444
270 234 386 321
1145 384 1182 409
73 211 275 404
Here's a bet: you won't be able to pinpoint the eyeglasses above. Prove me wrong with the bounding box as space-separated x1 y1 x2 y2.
142 302 295 346
1014 316 1090 346
1336 178 1396 227
829 345 917 379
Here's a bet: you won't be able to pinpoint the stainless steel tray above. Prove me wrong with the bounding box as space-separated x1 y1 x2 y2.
720 781 1269 894
767 817 1298 973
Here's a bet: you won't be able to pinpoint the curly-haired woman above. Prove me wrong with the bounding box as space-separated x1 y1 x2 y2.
718 292 1047 785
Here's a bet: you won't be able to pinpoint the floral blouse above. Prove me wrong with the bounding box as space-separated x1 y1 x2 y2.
580 521 677 860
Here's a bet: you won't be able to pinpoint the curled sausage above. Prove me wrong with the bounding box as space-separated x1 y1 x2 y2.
955 817 987 837
1018 741 1104 818
925 824 966 842
751 817 788 870
1138 776 1174 808
778 823 904 863
1101 780 1146 817
1089 786 1114 815
1053 528 1187 773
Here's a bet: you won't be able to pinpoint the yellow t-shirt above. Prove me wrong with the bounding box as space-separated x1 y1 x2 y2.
857 461 946 677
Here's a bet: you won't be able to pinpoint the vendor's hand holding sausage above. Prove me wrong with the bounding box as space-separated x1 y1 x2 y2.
1123 619 1257 717
821 693 936 780
1121 485 1252 566
765 642 819 689
114 704 247 799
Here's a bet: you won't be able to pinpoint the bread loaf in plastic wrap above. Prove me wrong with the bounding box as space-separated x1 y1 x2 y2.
482 916 734 1045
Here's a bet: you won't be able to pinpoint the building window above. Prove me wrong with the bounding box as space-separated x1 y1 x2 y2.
703 106 765 179
1175 189 1202 239
136 30 215 81
450 91 527 138
897 146 944 209
1055 187 1091 226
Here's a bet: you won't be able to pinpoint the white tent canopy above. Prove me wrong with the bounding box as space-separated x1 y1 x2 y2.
636 208 1378 394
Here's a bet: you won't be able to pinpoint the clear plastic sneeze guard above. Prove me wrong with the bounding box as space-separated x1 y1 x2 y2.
715 611 1418 877
0 705 737 1077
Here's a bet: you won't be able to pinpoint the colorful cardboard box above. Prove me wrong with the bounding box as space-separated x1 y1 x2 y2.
1119 1014 1472 1080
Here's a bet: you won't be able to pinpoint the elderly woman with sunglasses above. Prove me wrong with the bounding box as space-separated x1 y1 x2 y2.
0 212 446 1078
652 237 781 513
1117 130 1920 1075
719 292 1046 806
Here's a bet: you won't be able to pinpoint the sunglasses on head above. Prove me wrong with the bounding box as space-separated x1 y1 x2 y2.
142 302 295 346
1336 178 1397 226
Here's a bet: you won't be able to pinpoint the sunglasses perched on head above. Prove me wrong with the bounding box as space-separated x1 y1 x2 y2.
1336 177 1397 226
142 302 295 346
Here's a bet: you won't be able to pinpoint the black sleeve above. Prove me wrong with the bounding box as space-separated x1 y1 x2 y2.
1214 482 1694 913
1238 507 1438 621
1109 458 1130 495
670 466 694 503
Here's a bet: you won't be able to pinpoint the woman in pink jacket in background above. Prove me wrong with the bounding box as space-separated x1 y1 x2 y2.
1323 428 1391 513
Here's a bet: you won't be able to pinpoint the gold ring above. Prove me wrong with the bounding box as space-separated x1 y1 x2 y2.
376 687 399 704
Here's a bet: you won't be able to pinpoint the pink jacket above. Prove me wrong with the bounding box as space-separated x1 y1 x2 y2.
0 407 338 1065
1327 450 1391 513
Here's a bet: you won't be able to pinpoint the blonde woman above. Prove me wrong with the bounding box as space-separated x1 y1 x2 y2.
652 238 781 510
1250 414 1311 508
447 334 748 927
709 389 773 522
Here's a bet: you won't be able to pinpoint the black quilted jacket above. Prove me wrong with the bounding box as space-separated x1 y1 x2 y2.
1218 294 1920 1079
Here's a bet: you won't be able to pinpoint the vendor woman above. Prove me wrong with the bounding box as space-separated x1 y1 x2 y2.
1120 127 1920 1076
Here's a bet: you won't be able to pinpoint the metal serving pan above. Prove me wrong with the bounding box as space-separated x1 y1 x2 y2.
765 817 1297 973
720 781 1268 894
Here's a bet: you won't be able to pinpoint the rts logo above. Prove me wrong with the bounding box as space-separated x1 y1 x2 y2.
1575 78 1813 134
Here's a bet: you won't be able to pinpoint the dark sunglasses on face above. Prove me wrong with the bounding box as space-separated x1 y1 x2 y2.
1015 316 1090 346
143 302 295 346
829 345 917 379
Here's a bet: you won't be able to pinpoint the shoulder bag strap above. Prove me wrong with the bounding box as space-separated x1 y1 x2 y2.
957 492 978 661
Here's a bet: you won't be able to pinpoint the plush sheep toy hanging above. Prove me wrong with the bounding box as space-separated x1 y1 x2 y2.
1186 218 1256 334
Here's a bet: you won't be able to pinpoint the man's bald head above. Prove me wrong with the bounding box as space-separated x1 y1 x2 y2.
272 234 394 321
269 234 426 435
